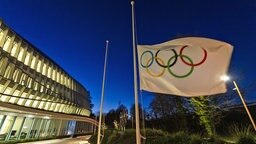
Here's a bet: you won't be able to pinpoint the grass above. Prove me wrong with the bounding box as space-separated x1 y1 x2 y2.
87 124 256 144
89 129 231 144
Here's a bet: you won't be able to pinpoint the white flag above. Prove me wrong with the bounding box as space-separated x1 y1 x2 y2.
137 37 233 97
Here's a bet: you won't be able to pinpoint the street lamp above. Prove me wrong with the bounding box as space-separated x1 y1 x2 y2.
220 75 230 82
221 75 256 131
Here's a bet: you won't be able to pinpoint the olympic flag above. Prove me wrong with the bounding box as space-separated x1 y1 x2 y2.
137 37 233 97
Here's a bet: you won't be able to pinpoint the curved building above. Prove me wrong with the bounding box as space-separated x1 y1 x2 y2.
0 19 96 142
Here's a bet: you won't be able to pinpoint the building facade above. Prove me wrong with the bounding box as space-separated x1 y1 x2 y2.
0 19 96 142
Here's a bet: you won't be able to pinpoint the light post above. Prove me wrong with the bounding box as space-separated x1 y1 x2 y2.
221 75 256 131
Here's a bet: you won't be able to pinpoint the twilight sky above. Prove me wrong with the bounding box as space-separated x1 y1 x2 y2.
0 0 256 113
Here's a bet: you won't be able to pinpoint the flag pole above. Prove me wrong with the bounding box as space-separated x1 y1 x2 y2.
97 40 109 144
233 80 256 131
131 1 141 144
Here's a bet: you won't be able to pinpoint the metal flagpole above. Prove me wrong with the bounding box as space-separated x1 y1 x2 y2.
97 40 109 144
131 1 141 144
233 80 256 131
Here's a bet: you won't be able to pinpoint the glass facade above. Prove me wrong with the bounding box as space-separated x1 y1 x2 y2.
0 113 93 142
0 20 96 142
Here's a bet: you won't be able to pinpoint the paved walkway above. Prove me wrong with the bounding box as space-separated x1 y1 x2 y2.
19 135 91 144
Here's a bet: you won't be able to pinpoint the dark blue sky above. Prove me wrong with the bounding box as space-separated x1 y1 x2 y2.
1 0 256 113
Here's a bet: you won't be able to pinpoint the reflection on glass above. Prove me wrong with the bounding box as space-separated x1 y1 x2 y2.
19 118 33 139
29 118 40 138
8 116 24 140
0 115 15 141
40 119 50 138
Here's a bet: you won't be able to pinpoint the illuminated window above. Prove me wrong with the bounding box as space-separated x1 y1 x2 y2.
37 60 42 72
47 66 52 78
44 102 51 111
0 29 4 43
32 100 39 108
50 103 56 111
40 85 45 93
64 76 67 86
42 63 47 75
34 82 39 91
24 52 31 65
0 116 15 135
3 36 11 52
10 42 18 57
27 78 33 88
9 90 20 103
54 104 61 112
31 56 36 69
38 101 45 109
19 118 33 139
68 79 70 88
17 48 24 61
3 87 12 95
12 69 20 82
25 99 32 107
3 65 12 79
20 73 28 86
57 72 60 83
0 87 12 102
52 69 56 81
59 104 65 112
8 116 24 140
17 92 27 105
61 75 64 84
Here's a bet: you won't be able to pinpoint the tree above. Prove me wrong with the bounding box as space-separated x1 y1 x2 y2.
119 109 128 131
87 91 94 115
190 95 225 136
105 104 128 128
130 103 144 119
148 93 189 131
130 103 147 130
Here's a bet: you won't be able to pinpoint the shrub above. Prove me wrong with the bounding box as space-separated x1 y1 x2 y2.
228 123 253 136
104 130 121 144
146 136 170 144
145 128 167 137
169 131 190 144
228 123 256 144
189 134 203 144
237 135 256 144
204 135 226 144
144 129 169 144
118 129 135 144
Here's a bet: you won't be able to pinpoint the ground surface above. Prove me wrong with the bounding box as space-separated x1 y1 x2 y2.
19 135 91 144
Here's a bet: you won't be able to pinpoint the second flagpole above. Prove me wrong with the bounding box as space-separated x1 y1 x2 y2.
97 40 109 144
131 1 141 144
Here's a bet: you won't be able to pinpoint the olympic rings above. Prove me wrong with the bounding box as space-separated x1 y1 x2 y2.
179 45 207 66
167 55 194 78
146 57 165 77
140 51 154 68
140 45 208 78
155 49 178 68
